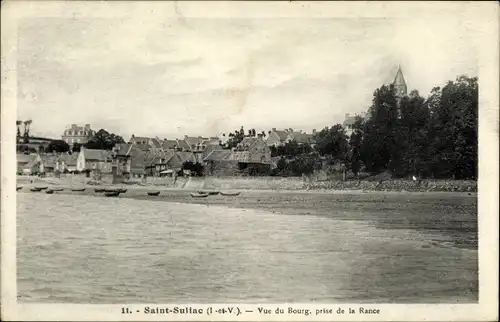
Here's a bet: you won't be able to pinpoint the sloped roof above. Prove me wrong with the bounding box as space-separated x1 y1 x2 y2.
236 137 263 151
148 150 176 166
162 139 178 150
130 136 151 144
271 130 289 141
289 131 314 144
134 143 151 152
83 148 111 161
184 136 200 149
129 146 148 174
150 138 162 149
230 151 272 164
165 154 184 170
202 137 220 146
203 149 233 162
115 143 134 156
40 154 59 167
393 66 407 87
202 144 218 159
176 151 197 163
17 153 37 164
57 153 78 166
176 139 191 151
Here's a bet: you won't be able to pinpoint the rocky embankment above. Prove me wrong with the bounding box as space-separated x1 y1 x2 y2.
304 179 477 192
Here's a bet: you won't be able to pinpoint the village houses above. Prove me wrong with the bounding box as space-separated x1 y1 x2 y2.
266 128 316 147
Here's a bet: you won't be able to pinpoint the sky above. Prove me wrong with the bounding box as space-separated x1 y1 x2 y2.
16 7 479 140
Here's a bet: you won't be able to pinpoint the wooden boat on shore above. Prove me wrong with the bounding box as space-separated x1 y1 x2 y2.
30 188 42 192
147 191 160 196
45 189 54 194
191 192 209 198
118 189 127 193
16 186 23 191
71 188 86 192
197 191 220 196
94 188 105 193
220 192 241 197
104 191 121 197
52 188 64 191
36 186 48 190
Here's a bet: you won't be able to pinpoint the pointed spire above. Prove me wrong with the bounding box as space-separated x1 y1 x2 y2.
393 65 406 87
393 65 407 98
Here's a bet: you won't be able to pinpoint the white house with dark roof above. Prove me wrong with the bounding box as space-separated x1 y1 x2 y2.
77 147 113 173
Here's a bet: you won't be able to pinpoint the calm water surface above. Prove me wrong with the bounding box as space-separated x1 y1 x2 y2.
17 193 477 303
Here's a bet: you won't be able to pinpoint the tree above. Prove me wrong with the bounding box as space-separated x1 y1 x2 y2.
85 129 125 150
16 120 22 139
72 143 82 153
360 85 399 173
426 76 478 179
47 140 70 153
313 124 348 161
346 115 365 176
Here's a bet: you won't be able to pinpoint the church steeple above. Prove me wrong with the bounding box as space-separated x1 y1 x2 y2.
393 65 407 99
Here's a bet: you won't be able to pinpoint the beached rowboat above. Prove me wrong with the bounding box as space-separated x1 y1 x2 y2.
30 188 42 192
51 188 64 191
147 191 160 196
36 187 48 190
94 188 105 193
197 191 220 196
118 189 127 193
191 192 209 198
45 190 54 194
220 192 241 197
104 191 121 197
16 187 22 191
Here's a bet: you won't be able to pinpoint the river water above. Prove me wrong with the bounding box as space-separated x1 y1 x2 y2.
17 193 477 303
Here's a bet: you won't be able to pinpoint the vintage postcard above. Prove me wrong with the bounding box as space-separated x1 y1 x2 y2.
1 1 498 321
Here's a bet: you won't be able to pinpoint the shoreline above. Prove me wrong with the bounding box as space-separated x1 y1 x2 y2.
16 175 477 197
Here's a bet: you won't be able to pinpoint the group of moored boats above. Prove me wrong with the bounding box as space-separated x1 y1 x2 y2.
18 186 241 198
190 191 240 198
19 186 81 194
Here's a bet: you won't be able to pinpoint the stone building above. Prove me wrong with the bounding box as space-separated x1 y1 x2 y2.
62 124 94 147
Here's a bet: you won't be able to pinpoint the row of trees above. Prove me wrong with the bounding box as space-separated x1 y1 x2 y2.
284 75 477 180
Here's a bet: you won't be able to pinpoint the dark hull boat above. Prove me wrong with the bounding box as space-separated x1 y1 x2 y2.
118 189 127 193
104 191 121 197
52 188 64 191
191 192 209 198
147 191 160 196
16 187 22 191
45 189 54 194
220 192 241 197
198 191 220 196
36 187 48 190
71 188 86 192
95 188 105 193
30 188 42 192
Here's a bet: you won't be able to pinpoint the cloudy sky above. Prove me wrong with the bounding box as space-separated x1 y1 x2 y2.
16 3 479 140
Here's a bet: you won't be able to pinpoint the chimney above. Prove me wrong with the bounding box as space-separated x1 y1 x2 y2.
84 124 91 129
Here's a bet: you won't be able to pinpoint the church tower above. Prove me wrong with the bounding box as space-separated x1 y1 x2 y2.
393 65 407 99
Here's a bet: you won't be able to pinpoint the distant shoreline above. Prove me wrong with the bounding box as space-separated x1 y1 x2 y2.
16 175 477 197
